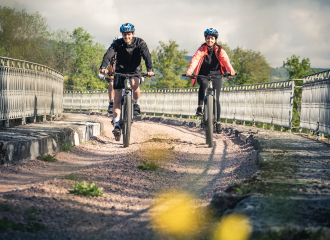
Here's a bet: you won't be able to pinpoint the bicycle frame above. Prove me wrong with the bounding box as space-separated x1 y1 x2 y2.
182 73 234 147
105 72 148 147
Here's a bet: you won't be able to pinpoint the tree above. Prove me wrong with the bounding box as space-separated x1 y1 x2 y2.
152 40 189 89
65 27 107 90
283 55 315 79
228 46 273 86
283 55 316 129
46 29 72 74
0 7 50 64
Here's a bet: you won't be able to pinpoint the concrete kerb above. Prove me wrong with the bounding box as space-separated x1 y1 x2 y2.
0 113 103 166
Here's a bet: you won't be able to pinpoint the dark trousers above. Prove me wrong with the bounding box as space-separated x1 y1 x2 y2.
197 77 222 122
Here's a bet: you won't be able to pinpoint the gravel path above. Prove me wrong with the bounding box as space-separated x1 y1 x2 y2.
0 116 257 239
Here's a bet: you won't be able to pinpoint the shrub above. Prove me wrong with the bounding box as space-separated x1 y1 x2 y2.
69 182 104 197
136 161 159 171
37 154 57 162
61 142 73 151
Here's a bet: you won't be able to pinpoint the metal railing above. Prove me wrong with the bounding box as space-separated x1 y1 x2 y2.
63 90 109 111
0 56 64 127
300 69 330 136
140 80 295 129
63 80 295 130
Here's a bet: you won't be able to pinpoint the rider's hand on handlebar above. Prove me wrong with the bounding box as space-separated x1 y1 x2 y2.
100 69 108 75
148 71 155 77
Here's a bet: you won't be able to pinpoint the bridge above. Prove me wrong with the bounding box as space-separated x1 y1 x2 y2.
0 56 330 239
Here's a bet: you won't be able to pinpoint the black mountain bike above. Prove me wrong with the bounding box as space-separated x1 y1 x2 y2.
182 73 233 148
106 72 148 148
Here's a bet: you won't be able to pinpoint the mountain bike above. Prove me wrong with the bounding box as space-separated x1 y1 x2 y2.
182 73 233 148
106 72 148 147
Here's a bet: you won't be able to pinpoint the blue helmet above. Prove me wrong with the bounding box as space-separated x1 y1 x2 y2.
204 28 218 38
120 23 135 33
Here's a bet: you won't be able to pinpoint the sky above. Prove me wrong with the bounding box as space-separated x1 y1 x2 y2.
1 0 330 68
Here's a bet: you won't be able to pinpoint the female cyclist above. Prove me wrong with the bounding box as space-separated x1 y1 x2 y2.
186 28 236 134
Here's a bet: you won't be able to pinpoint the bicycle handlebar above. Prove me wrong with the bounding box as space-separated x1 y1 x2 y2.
107 72 149 78
104 72 149 83
182 73 237 79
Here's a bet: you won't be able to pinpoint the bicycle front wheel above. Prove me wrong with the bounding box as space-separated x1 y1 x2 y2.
206 95 214 147
122 94 132 148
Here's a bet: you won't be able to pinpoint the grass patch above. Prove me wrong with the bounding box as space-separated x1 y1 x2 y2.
153 133 168 137
69 182 104 197
294 181 318 185
61 142 73 151
168 146 175 150
65 173 82 182
37 154 57 162
136 161 159 171
0 201 10 212
0 217 45 232
149 138 180 143
26 206 38 215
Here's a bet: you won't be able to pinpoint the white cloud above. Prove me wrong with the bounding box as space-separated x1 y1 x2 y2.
0 0 329 68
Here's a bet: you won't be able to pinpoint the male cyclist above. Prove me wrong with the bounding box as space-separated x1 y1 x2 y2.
99 23 154 136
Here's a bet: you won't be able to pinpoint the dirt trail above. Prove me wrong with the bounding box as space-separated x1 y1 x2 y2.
0 116 257 240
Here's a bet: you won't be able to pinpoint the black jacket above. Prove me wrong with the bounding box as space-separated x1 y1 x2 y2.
100 37 153 73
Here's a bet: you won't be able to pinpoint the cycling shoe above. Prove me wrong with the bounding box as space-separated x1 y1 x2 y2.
196 106 203 116
134 104 140 116
216 123 223 134
112 126 121 136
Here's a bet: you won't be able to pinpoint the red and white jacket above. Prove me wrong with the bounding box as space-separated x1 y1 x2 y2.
186 44 235 86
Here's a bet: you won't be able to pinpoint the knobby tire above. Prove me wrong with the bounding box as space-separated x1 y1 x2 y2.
122 94 132 148
204 98 209 145
206 95 214 147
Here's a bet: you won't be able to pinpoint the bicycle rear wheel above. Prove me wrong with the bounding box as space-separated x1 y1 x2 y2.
122 94 132 148
206 95 214 147
204 99 209 145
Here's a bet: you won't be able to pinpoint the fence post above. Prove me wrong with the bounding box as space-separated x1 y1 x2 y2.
289 80 295 133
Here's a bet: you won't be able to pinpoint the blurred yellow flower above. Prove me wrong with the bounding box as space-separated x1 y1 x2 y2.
213 214 252 240
151 191 199 235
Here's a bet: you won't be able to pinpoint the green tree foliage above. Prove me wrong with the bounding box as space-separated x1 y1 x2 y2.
47 29 72 74
228 46 273 85
65 27 107 90
151 40 189 88
283 55 315 79
0 7 50 64
217 41 234 62
283 55 316 128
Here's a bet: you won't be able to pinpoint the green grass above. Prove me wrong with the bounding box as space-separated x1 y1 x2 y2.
26 206 38 214
0 201 10 212
64 173 82 182
69 182 104 197
37 154 57 162
0 206 45 232
168 146 175 150
294 181 318 185
61 142 73 151
153 133 168 136
0 217 45 232
136 161 159 171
